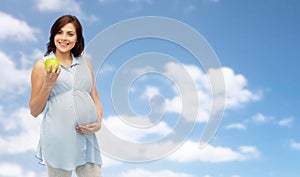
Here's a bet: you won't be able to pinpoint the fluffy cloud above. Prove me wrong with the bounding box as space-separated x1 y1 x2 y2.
0 162 44 177
97 62 261 162
98 116 192 162
0 51 31 96
164 62 210 122
278 117 293 127
0 106 42 154
252 112 274 124
225 123 247 130
250 113 294 127
225 113 294 130
0 12 38 42
290 140 300 151
99 0 153 4
34 0 98 21
184 5 197 15
209 0 220 3
104 115 172 142
35 0 81 13
128 0 153 4
168 141 260 163
141 86 160 99
118 168 195 177
165 63 261 122
19 48 44 69
221 67 261 108
97 62 260 123
101 155 122 167
98 64 115 74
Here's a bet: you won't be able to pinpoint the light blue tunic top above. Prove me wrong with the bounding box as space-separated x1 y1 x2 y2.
36 53 102 170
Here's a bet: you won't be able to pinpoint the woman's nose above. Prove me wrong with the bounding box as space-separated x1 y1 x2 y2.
61 33 67 40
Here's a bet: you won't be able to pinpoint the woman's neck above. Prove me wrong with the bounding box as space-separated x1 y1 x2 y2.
54 51 73 68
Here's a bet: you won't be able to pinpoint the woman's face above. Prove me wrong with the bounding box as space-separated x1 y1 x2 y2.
54 23 77 55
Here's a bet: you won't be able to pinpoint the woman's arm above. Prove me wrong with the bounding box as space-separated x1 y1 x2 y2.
29 59 60 117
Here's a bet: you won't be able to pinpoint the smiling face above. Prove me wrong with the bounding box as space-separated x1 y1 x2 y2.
46 15 84 57
54 23 77 55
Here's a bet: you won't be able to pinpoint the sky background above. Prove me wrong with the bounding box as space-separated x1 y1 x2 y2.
0 0 300 177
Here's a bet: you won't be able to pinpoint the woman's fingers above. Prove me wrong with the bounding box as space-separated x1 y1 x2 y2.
76 125 92 135
75 123 101 135
45 65 61 83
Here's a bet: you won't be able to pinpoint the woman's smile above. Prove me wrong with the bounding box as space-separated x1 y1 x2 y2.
54 23 77 54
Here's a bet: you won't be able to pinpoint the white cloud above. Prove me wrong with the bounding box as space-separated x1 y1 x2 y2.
225 123 246 130
128 0 154 4
220 67 261 108
118 168 195 177
249 113 293 127
99 115 188 161
142 86 160 99
19 48 44 69
101 155 122 167
278 117 293 127
209 0 220 3
184 5 196 15
104 115 172 142
0 162 44 177
164 62 211 122
290 140 300 151
98 63 261 162
35 0 81 13
99 0 153 5
34 0 98 22
0 106 42 154
0 51 31 95
238 146 260 159
168 141 260 163
98 64 115 74
252 112 273 124
0 12 38 42
164 63 261 122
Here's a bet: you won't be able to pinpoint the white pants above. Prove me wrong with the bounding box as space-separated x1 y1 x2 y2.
46 162 103 177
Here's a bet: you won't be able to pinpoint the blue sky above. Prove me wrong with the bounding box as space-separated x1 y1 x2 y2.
0 0 300 177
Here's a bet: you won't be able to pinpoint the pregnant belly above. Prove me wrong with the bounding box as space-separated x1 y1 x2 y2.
73 91 98 125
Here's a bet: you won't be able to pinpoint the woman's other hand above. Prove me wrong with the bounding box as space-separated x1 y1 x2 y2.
75 121 101 135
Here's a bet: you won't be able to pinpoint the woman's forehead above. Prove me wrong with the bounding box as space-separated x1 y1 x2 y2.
60 23 76 32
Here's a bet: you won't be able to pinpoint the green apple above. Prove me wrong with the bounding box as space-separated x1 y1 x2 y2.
44 58 60 72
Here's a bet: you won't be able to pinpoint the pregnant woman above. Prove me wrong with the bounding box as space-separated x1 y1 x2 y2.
29 15 103 177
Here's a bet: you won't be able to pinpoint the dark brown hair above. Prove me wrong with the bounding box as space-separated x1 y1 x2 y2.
45 15 84 57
